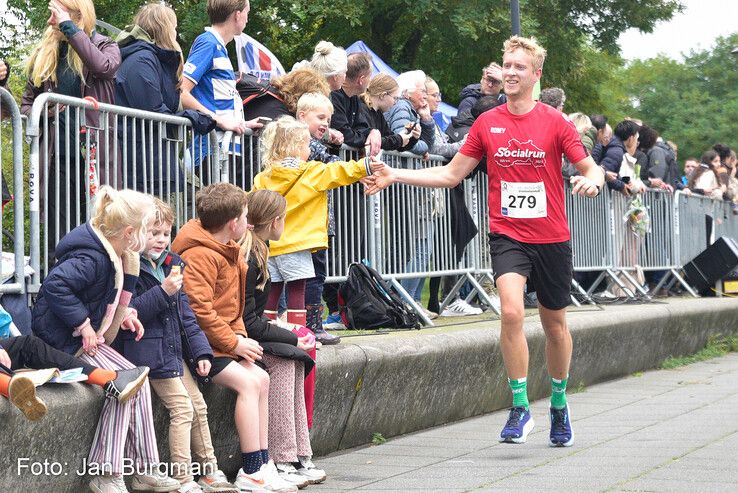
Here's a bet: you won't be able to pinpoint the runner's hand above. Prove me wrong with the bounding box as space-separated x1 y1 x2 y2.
365 164 395 195
570 175 599 197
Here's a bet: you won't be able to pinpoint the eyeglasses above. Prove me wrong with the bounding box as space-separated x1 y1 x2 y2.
429 92 442 100
483 77 502 85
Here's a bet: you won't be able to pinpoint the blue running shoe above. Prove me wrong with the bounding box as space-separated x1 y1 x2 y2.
549 405 574 447
499 406 535 443
323 312 347 330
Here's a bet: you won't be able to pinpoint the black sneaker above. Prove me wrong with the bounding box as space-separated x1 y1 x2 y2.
313 326 341 345
104 366 149 402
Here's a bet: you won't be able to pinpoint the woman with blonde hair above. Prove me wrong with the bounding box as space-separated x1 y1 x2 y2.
243 67 330 121
360 73 418 151
115 2 201 197
21 0 121 262
32 186 179 493
309 40 348 91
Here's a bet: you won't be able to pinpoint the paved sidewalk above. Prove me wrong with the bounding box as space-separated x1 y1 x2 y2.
312 353 738 492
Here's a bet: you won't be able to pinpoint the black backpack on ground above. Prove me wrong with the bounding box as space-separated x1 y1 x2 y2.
338 263 420 330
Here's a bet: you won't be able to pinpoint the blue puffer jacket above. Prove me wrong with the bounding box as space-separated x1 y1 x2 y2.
32 223 121 354
115 33 183 194
116 252 213 382
383 98 435 156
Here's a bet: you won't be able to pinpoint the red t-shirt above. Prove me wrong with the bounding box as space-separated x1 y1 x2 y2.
460 102 587 244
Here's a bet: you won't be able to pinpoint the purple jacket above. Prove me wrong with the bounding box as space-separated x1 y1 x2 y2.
21 27 121 186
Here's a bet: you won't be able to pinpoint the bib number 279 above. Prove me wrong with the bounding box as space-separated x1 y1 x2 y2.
501 181 547 219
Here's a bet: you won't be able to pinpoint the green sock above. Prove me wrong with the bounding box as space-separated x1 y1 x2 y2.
550 376 568 409
508 377 529 409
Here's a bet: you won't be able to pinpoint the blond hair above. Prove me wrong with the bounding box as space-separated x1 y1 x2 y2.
207 0 247 24
363 73 398 109
503 35 547 71
260 116 310 172
133 3 183 85
568 112 592 136
296 92 333 115
270 68 330 114
309 40 348 77
240 190 287 290
91 186 155 252
26 0 97 86
152 197 175 226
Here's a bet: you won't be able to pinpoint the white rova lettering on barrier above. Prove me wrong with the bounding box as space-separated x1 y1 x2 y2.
501 180 546 218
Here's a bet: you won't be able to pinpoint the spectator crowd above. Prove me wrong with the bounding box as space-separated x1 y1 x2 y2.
0 0 736 491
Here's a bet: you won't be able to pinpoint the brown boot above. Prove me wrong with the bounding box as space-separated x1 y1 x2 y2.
9 375 47 421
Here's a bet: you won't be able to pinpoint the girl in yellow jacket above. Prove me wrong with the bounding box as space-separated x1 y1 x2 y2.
252 116 382 332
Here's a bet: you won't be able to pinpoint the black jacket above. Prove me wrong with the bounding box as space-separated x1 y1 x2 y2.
598 136 626 192
330 88 372 149
360 102 418 151
243 254 314 376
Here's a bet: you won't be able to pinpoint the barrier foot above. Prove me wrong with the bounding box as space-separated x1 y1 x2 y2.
670 268 699 298
618 269 652 301
586 271 609 297
389 278 433 327
465 272 501 316
571 278 598 307
438 274 470 313
604 269 637 299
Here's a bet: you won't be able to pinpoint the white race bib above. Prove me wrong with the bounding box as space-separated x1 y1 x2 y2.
500 181 547 218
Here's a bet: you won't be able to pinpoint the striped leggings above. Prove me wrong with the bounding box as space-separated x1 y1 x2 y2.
79 344 160 474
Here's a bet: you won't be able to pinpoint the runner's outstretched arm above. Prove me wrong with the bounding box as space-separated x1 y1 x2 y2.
365 152 480 194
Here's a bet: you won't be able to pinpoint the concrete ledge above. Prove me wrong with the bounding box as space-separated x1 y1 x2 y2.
2 298 738 490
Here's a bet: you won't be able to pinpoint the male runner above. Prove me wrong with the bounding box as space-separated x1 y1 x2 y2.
366 36 604 447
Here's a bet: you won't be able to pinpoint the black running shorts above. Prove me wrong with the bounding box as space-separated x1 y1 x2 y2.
488 233 573 310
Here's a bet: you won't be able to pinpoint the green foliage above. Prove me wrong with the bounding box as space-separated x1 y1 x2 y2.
611 33 738 162
661 334 738 369
5 0 680 112
371 432 387 445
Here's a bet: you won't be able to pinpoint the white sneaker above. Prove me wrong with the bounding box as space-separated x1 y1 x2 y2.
177 481 204 493
198 469 238 492
234 468 268 493
295 457 326 484
440 299 483 317
90 475 129 493
421 307 438 320
131 469 180 492
274 463 309 489
260 461 298 492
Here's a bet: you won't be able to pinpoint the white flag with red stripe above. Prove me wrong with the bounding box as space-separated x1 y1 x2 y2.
235 33 285 80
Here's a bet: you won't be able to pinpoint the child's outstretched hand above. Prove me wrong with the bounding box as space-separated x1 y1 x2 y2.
161 269 183 296
196 359 212 377
364 163 395 195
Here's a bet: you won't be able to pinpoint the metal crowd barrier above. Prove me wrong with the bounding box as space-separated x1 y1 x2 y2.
0 87 27 294
25 93 223 292
25 94 738 316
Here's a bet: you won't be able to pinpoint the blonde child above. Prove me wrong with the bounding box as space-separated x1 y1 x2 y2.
122 198 237 493
252 116 382 425
31 186 179 493
240 189 325 487
172 183 296 493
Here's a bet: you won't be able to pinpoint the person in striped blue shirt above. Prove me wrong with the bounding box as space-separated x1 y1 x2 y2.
181 0 263 166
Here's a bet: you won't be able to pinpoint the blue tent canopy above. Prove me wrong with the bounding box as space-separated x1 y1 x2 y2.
345 40 457 131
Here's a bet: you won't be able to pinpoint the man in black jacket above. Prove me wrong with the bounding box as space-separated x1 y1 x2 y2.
329 52 381 156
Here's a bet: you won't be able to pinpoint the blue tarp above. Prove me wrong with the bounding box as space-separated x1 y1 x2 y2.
345 40 457 131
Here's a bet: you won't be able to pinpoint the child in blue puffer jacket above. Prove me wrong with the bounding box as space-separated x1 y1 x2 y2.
120 198 237 493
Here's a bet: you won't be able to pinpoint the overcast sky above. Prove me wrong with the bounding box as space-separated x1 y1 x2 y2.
618 0 738 61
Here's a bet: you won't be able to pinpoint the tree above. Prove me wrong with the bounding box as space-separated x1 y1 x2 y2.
615 34 738 162
5 0 681 112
